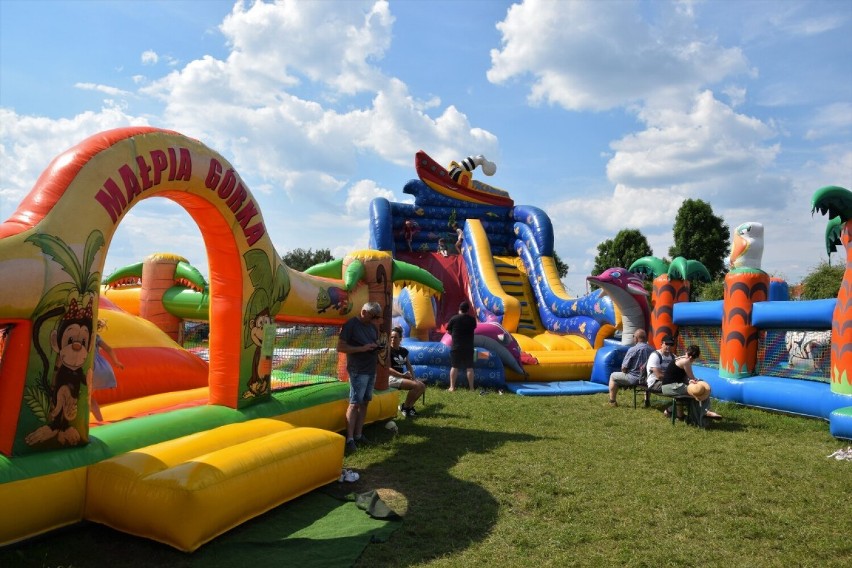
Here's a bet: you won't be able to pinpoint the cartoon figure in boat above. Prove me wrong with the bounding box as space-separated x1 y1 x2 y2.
448 155 497 189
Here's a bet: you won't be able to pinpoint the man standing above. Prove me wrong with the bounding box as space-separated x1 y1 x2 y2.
337 302 382 454
608 329 654 407
447 301 477 391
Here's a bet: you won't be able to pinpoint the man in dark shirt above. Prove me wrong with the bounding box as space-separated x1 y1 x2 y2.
337 301 382 454
388 326 426 417
447 301 477 391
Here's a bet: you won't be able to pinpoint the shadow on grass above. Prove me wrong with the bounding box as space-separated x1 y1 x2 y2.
0 402 543 568
349 402 544 565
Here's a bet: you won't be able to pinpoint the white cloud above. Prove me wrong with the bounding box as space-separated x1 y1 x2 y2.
608 91 780 203
74 83 132 97
722 85 747 107
0 104 149 219
769 9 848 37
219 0 393 95
487 0 751 111
141 50 159 65
345 179 394 216
805 102 852 140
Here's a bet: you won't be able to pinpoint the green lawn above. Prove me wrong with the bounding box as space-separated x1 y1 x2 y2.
351 387 851 567
2 386 850 567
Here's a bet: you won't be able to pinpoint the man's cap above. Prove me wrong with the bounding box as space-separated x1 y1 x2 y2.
662 335 675 345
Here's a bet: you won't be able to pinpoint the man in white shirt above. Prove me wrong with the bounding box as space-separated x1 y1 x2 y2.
644 335 675 407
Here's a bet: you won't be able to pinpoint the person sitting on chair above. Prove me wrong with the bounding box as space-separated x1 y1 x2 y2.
661 344 722 422
645 335 676 409
388 327 426 417
607 329 654 407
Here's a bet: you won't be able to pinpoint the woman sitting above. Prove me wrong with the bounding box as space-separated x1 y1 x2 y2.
661 344 722 423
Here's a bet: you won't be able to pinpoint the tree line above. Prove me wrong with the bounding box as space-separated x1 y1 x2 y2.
590 198 842 300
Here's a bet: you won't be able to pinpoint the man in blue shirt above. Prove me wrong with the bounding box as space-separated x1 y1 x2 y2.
608 329 654 407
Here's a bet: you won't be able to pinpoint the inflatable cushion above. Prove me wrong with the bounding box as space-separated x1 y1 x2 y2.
84 418 343 551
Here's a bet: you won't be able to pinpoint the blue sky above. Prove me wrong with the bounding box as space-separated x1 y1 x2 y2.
1 0 850 296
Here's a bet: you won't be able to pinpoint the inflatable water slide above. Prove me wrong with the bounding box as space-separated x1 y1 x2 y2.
369 151 652 393
0 127 443 550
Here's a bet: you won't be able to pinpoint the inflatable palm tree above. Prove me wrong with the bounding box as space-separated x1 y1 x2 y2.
629 256 711 348
812 185 852 394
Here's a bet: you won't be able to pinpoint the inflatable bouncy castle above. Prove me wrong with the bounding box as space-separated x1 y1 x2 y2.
0 127 443 549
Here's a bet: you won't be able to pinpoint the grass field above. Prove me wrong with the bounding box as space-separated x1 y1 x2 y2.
3 386 850 567
351 387 851 567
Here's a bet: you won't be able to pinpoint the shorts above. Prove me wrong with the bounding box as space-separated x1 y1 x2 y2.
662 383 688 397
610 372 637 387
349 373 375 404
388 376 404 388
451 348 474 369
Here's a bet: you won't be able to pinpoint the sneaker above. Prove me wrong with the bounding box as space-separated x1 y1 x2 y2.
344 439 357 455
608 399 618 407
406 406 417 417
398 404 409 417
354 434 370 445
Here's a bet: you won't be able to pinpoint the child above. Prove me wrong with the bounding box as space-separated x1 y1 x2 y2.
453 222 464 254
403 220 419 252
89 319 124 422
437 238 449 257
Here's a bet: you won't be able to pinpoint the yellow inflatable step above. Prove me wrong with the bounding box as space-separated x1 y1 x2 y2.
84 418 344 551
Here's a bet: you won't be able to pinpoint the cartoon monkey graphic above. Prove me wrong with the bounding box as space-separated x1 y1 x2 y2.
244 307 272 398
25 299 93 446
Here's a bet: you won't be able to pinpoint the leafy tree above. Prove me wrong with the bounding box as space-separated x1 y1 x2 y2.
801 261 843 300
282 248 334 272
694 279 725 301
553 252 568 278
668 199 730 278
592 229 653 275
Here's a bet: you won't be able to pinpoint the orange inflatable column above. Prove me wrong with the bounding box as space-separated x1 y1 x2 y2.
831 223 852 393
341 251 392 390
651 274 690 348
720 269 769 379
139 254 183 342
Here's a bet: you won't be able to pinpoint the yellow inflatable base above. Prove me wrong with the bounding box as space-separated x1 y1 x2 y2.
509 350 597 381
84 419 344 552
0 468 87 546
1 390 398 548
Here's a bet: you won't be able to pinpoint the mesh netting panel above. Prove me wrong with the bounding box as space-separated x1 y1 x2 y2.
677 326 721 369
182 321 342 389
678 325 831 383
183 321 210 358
757 329 830 383
269 324 341 390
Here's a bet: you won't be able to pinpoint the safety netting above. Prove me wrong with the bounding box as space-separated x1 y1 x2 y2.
677 325 830 382
676 326 722 369
183 321 342 390
757 329 831 383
